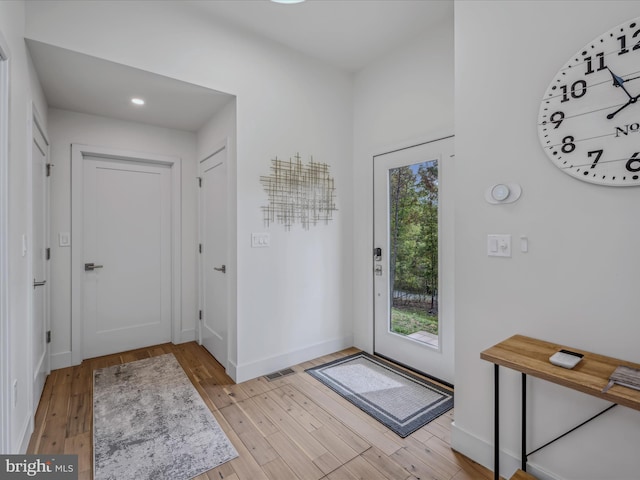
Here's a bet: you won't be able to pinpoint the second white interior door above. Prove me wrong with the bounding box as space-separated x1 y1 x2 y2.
82 156 172 357
199 145 228 369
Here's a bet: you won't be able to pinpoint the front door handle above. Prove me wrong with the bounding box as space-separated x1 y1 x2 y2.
214 265 226 273
84 263 104 271
33 279 46 289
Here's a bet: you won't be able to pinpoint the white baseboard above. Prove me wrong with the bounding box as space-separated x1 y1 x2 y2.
226 360 238 382
50 350 72 370
451 422 512 477
451 422 563 480
233 335 353 384
179 328 196 343
17 414 32 454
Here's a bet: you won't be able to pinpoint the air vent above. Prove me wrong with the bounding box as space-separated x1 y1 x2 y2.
264 367 296 381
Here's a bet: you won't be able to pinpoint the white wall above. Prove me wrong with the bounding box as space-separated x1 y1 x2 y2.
453 2 640 479
352 20 454 359
25 0 354 382
47 108 198 369
0 0 48 453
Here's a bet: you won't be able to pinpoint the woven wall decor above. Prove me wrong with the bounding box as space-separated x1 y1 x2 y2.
260 153 337 230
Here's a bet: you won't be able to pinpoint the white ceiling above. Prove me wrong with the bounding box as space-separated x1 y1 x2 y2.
185 0 453 72
26 0 452 132
26 40 234 132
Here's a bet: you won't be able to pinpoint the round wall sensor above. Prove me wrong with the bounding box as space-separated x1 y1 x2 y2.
485 183 522 204
491 184 510 201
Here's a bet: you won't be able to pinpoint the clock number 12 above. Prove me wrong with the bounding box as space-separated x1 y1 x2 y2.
617 29 640 55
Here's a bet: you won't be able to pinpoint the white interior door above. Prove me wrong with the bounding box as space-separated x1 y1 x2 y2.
82 156 172 357
31 123 49 407
373 136 455 384
199 145 228 368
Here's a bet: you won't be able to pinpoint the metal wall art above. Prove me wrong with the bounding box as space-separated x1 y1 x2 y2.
260 153 337 230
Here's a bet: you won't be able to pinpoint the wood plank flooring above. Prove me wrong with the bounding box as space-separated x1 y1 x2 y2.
27 342 493 480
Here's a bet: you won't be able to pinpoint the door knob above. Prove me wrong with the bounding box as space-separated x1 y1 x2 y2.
214 265 226 273
33 279 46 289
84 263 104 271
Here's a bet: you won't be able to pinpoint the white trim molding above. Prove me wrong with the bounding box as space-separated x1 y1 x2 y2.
451 422 562 480
0 28 11 454
70 144 182 365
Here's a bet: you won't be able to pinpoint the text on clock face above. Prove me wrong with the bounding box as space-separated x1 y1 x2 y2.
614 122 640 137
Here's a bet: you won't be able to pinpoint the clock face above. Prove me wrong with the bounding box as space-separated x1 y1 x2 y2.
538 16 640 186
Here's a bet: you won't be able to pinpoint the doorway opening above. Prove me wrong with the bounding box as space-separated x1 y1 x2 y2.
373 135 454 384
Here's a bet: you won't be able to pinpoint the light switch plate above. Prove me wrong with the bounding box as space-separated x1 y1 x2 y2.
487 234 511 257
59 232 71 247
251 232 270 248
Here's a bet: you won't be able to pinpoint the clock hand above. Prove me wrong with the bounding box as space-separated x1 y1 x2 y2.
607 94 639 120
607 67 635 100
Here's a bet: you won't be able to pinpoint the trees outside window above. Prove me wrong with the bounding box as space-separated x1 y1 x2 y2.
388 160 438 340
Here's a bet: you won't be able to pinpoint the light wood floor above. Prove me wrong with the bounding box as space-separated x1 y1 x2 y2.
27 342 494 480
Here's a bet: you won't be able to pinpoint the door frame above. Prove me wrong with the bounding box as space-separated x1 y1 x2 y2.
0 29 10 454
372 134 455 384
197 138 229 368
70 144 181 365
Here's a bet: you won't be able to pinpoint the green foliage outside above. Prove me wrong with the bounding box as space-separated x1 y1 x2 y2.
388 161 439 338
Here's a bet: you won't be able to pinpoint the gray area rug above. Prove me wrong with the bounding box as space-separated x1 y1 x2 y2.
306 352 453 437
93 353 238 480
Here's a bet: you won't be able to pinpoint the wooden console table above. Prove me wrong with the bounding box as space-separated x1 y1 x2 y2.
481 335 640 480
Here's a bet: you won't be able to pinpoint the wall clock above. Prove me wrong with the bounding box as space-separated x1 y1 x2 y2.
538 16 640 186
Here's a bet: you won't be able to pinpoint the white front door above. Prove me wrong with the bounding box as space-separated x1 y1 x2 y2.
373 136 455 384
82 156 172 357
31 123 49 407
199 145 228 368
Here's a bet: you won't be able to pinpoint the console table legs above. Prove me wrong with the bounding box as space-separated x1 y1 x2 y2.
494 364 499 480
522 372 527 472
494 368 527 479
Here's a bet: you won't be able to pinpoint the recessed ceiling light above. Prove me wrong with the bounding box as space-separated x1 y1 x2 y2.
131 98 145 105
270 0 306 4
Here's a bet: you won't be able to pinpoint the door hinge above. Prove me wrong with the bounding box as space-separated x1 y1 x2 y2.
199 243 202 254
46 330 51 344
197 177 202 187
46 163 53 177
46 247 51 260
199 310 202 320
